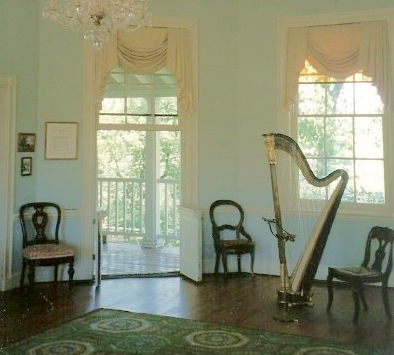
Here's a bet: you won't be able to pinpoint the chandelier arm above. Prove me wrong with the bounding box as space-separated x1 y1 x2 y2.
42 0 153 50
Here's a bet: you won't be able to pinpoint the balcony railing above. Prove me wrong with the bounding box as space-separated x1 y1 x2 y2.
97 177 180 243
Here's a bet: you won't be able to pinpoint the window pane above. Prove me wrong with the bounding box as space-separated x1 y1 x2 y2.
126 115 149 124
355 160 385 204
327 159 354 202
127 73 151 85
155 96 178 115
154 74 177 86
99 115 126 124
101 97 124 114
108 71 125 84
298 117 324 158
355 117 383 159
298 83 325 115
327 83 353 114
155 116 179 125
326 117 353 158
355 82 383 114
127 87 151 115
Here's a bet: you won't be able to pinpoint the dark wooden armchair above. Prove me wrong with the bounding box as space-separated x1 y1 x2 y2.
20 202 75 290
209 200 255 277
326 226 394 322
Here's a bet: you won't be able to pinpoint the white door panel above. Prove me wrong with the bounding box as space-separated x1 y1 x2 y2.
179 205 202 282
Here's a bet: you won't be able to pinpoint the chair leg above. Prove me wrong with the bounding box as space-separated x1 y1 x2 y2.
214 253 220 275
250 252 255 276
351 285 360 323
358 284 368 311
68 260 75 291
326 269 334 312
222 252 228 277
382 280 391 318
54 265 58 287
20 260 26 288
28 261 35 291
237 255 241 273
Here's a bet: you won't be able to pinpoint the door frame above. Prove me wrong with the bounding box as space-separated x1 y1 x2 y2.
82 16 199 279
0 75 16 291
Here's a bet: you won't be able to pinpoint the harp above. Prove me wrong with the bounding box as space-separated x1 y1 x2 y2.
263 133 349 306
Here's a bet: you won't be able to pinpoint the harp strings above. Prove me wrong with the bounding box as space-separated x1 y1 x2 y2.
275 149 323 283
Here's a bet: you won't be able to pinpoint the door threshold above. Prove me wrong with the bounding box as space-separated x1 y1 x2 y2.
101 271 180 279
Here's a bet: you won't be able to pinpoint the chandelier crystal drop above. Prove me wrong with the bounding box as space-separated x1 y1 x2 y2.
42 0 152 50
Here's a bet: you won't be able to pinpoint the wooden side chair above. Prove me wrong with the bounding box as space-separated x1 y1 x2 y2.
20 202 75 291
326 226 394 322
209 200 255 277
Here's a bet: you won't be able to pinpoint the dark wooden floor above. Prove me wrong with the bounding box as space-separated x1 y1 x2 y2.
1 275 393 352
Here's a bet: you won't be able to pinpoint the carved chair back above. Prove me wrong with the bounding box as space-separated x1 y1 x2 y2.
362 226 394 279
209 200 252 250
20 202 61 248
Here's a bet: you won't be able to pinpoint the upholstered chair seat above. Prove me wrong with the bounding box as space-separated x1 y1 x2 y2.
23 244 74 260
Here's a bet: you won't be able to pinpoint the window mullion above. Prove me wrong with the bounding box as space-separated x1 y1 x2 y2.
151 73 155 124
352 78 356 203
124 71 128 124
324 83 328 200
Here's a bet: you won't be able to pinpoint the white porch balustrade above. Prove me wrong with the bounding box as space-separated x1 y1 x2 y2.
97 177 180 244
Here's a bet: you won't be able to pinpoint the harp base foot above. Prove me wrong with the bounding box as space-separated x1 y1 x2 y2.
273 312 300 323
277 289 313 307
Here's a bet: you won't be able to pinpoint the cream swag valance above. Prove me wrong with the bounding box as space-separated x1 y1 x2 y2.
95 27 194 114
284 20 390 111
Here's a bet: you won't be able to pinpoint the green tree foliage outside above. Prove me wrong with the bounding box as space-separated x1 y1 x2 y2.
297 65 385 204
98 95 181 245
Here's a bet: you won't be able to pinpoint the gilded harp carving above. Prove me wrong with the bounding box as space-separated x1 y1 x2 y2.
263 133 349 306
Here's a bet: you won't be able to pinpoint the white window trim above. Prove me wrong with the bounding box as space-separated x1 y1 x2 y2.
277 9 394 220
82 16 198 273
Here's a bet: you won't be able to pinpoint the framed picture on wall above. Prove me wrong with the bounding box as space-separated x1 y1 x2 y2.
17 133 36 152
21 157 32 176
45 122 78 160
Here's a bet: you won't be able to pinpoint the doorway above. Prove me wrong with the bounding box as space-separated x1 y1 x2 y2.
96 68 181 276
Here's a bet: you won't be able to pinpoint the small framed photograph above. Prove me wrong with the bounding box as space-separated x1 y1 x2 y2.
18 133 36 152
21 157 32 176
45 122 78 160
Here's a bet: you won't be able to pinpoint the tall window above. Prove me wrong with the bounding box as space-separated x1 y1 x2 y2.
296 61 385 205
97 67 181 246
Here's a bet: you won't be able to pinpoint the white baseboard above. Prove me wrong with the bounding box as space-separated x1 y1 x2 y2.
0 272 20 291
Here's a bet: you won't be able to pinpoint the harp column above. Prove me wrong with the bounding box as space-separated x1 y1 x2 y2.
264 134 290 291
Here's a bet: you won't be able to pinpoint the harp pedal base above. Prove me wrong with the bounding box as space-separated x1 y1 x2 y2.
277 290 313 307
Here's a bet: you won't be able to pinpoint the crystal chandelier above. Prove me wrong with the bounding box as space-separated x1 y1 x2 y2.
42 0 152 50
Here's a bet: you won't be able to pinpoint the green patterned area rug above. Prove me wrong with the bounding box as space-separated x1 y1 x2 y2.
0 308 389 354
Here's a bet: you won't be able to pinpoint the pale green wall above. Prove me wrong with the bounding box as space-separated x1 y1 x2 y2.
149 0 394 283
36 4 84 208
0 0 39 209
2 0 394 285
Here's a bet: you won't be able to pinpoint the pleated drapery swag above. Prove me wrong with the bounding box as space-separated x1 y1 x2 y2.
95 27 194 114
284 20 391 111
